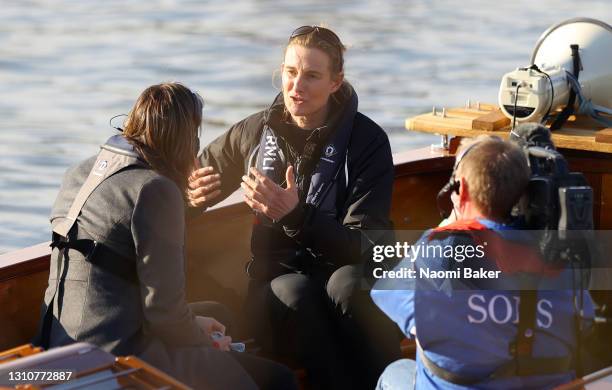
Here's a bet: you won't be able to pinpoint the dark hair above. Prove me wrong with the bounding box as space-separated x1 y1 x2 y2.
123 82 202 193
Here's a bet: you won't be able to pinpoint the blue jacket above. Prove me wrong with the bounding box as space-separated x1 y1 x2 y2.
371 218 594 389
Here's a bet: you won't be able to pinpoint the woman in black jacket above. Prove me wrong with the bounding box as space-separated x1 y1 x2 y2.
189 26 402 389
38 82 296 389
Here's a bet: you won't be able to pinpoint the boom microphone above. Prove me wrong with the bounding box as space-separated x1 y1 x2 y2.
509 123 555 149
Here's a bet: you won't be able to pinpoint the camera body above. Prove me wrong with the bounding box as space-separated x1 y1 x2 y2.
521 146 593 231
512 124 593 265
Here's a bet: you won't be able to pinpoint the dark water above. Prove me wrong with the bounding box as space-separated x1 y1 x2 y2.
0 0 610 253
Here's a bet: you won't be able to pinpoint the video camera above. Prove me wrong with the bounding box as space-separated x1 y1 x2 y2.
510 123 593 266
436 122 594 265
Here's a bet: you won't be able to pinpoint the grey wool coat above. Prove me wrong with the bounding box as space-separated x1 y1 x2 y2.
38 138 258 389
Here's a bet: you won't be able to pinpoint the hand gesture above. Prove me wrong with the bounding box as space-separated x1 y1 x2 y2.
241 166 299 221
188 165 222 208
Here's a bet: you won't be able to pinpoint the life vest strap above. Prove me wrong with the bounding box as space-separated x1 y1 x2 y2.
50 236 98 257
417 340 572 385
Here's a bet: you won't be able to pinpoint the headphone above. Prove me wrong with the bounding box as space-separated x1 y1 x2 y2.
436 138 492 218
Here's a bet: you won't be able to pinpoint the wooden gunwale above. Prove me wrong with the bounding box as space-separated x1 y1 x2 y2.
0 243 51 283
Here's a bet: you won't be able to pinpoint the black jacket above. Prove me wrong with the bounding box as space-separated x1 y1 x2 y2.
199 87 394 277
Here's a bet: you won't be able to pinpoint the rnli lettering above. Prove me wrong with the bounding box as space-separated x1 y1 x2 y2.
263 135 277 171
467 294 553 328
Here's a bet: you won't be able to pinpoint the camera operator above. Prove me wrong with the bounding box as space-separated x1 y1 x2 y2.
371 135 595 389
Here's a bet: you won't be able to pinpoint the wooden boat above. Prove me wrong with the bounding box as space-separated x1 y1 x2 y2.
0 343 191 389
1 104 611 386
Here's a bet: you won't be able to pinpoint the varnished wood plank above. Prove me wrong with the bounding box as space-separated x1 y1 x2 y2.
115 356 191 389
406 106 612 154
595 128 612 144
472 110 511 131
406 113 476 134
445 108 487 118
0 344 42 363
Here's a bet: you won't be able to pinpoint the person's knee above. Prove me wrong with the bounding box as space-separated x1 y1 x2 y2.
376 359 416 390
326 264 363 314
270 273 318 311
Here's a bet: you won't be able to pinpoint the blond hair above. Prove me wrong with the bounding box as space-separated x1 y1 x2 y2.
285 26 352 100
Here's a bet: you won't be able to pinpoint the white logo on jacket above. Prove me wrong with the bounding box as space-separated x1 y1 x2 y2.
325 144 337 158
263 135 278 171
467 294 553 329
93 160 108 176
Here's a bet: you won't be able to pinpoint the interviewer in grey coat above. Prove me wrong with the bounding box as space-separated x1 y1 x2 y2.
37 82 296 390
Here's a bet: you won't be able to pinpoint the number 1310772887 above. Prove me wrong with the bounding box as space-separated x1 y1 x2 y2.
4 369 74 384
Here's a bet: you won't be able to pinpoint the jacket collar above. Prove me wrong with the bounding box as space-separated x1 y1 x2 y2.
263 84 358 145
428 219 560 276
100 134 143 161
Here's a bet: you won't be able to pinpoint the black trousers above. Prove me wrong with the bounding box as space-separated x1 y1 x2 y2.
189 301 298 390
246 264 402 390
